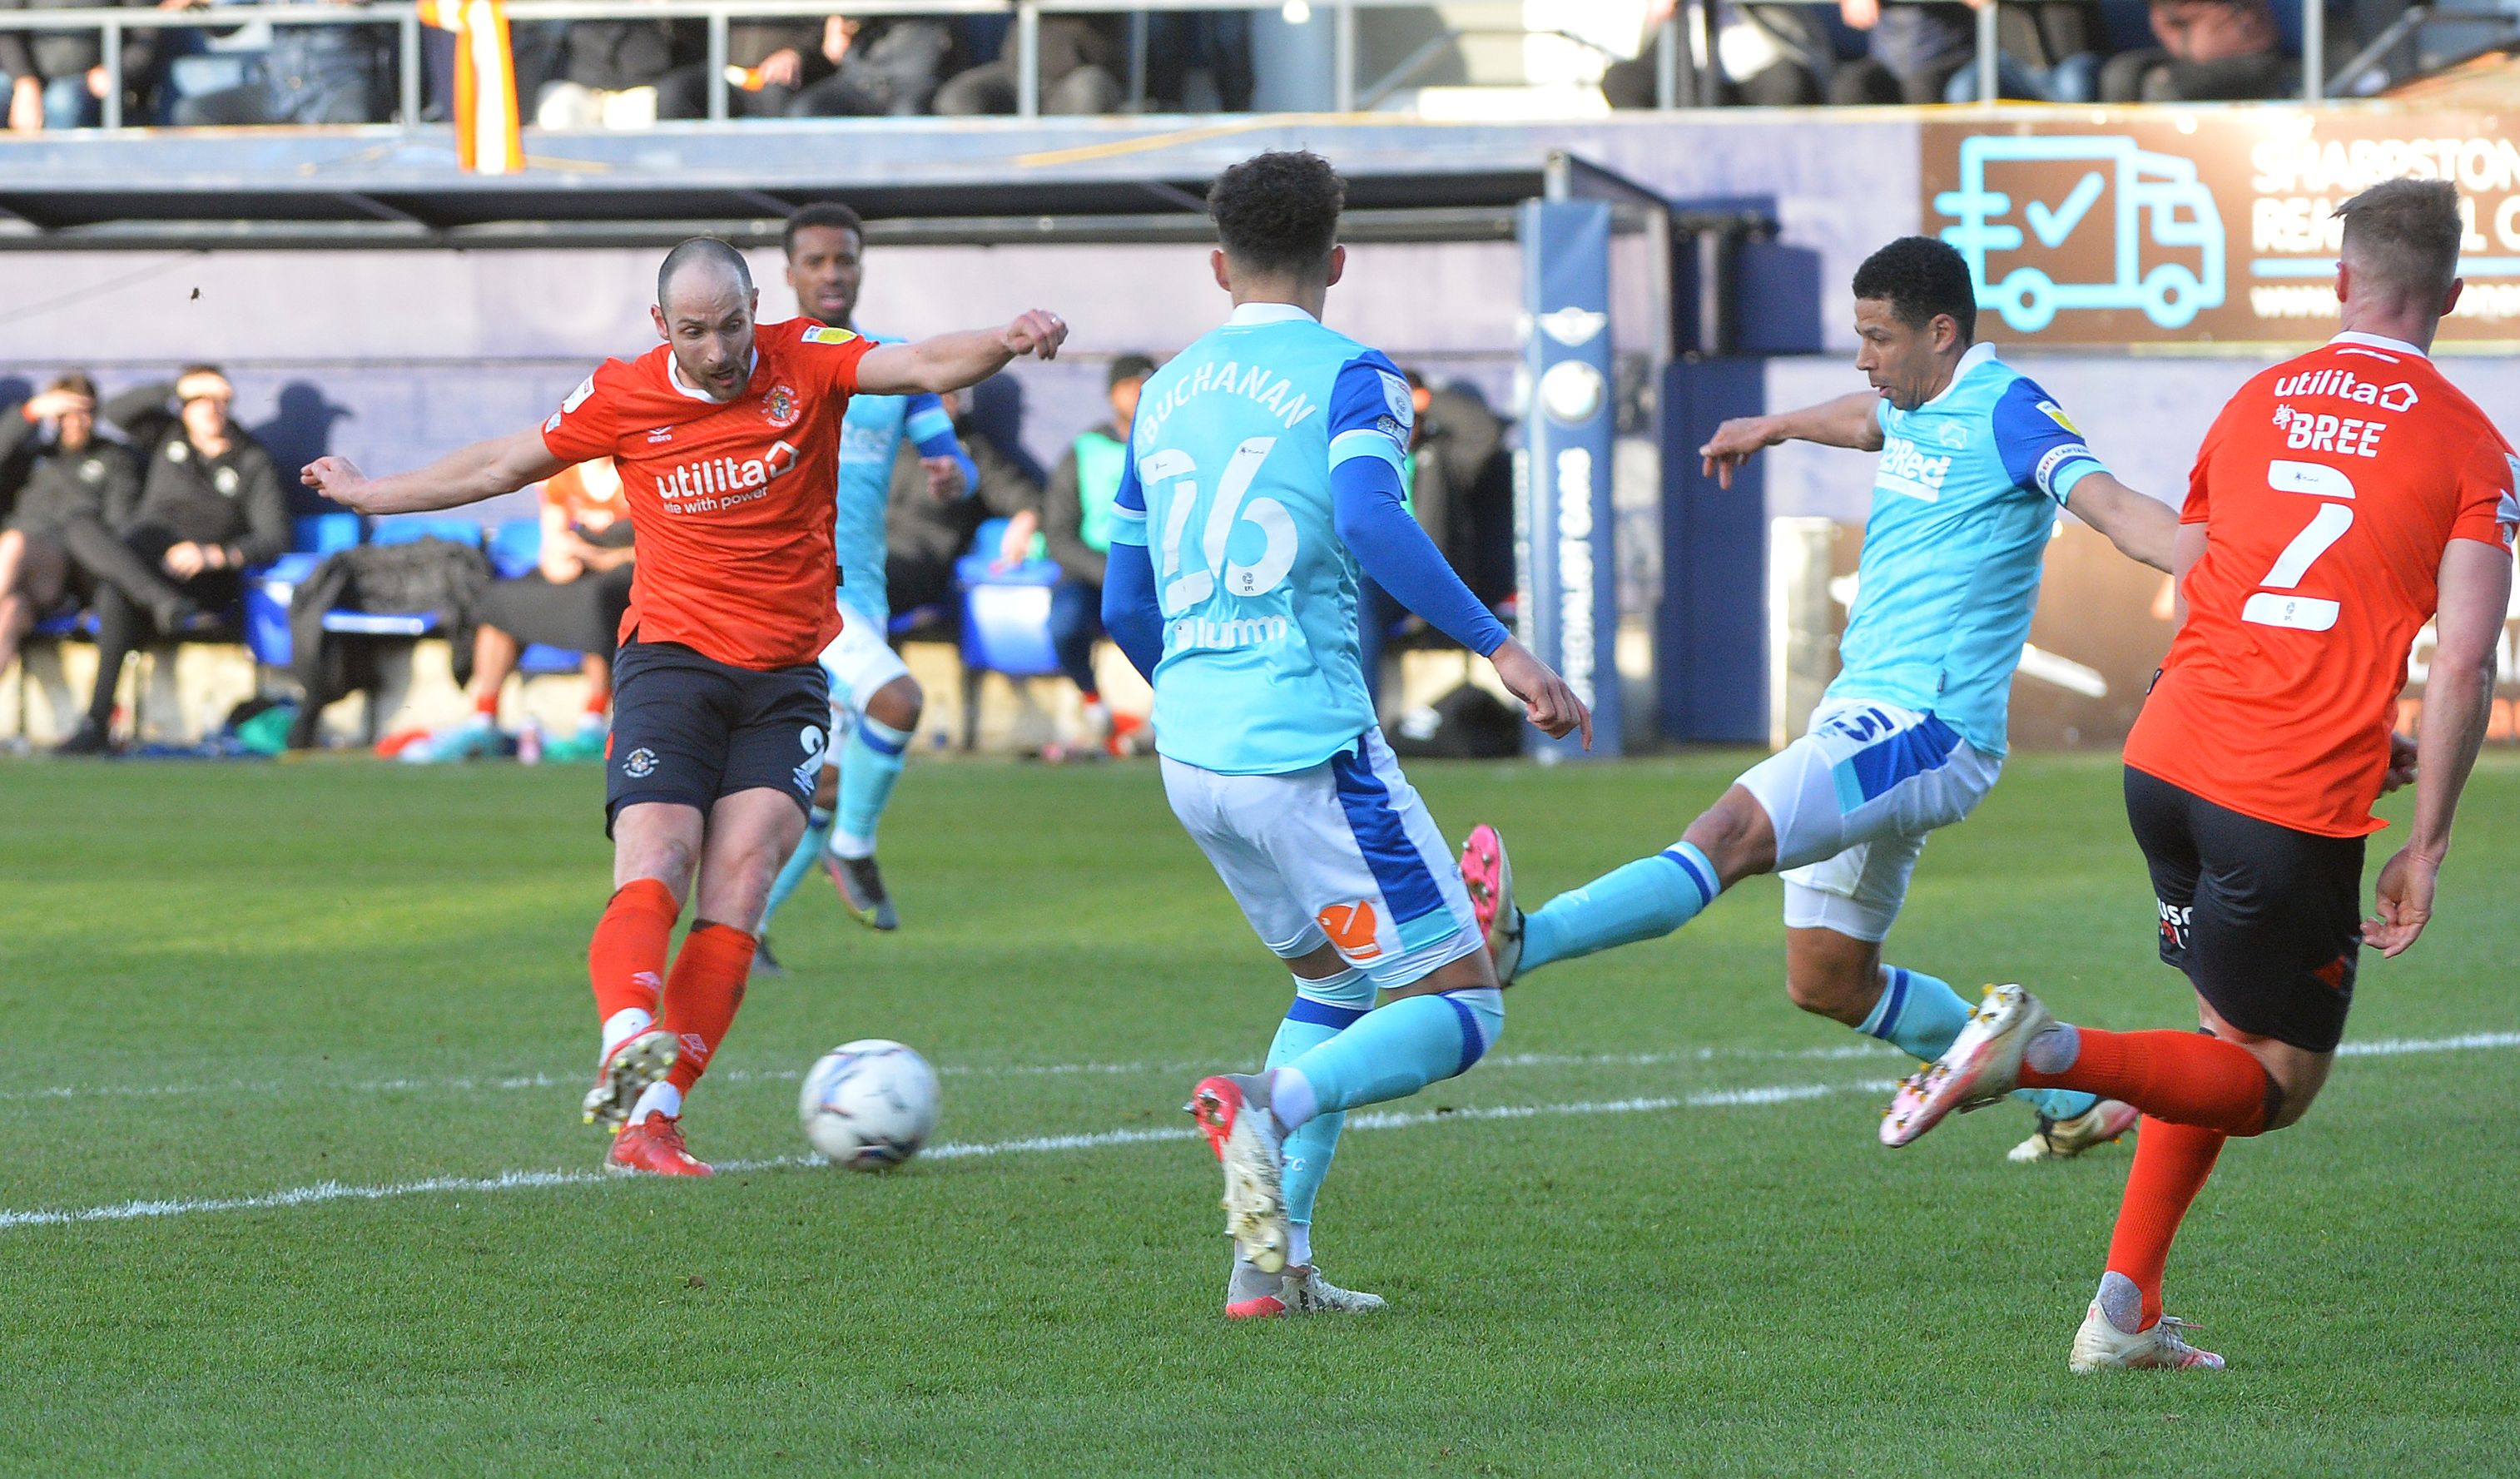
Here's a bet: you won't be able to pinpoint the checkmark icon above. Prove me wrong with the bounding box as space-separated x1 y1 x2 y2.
2025 171 2105 248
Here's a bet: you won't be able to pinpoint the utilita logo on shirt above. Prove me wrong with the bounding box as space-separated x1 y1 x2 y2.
2269 367 2418 414
657 440 799 514
1875 435 1953 503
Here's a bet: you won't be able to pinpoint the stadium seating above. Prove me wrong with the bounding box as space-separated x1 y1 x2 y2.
487 518 597 676
951 516 1066 748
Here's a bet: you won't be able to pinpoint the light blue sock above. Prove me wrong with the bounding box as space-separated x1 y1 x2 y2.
761 804 833 929
1264 967 1374 1228
831 716 912 858
1276 988 1503 1120
1520 842 1719 975
1860 967 2098 1122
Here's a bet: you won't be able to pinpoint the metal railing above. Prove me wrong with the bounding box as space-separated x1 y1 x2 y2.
0 0 2359 132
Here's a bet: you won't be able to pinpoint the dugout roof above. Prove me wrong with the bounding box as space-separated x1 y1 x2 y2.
0 117 1675 251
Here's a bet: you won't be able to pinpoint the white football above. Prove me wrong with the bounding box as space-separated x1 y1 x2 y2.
798 1039 940 1169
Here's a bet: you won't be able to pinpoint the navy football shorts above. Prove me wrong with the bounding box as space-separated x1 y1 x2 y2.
605 638 831 835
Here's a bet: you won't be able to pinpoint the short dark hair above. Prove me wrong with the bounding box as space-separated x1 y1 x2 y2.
2337 178 2463 310
1852 236 1977 342
657 236 754 309
47 370 96 400
783 201 866 258
1207 151 1344 276
1109 353 1158 389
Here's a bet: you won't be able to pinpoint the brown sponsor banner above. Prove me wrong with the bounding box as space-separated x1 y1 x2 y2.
1921 113 2520 349
1787 522 2175 750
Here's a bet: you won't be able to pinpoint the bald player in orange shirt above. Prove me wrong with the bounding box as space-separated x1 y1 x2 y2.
1881 179 2518 1371
305 238 1069 1176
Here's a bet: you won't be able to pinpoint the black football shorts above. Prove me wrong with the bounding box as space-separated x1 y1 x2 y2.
605 638 831 834
2123 764 2365 1054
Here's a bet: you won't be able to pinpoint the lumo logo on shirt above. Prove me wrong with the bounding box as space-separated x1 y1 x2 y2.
1876 435 1955 502
657 439 799 509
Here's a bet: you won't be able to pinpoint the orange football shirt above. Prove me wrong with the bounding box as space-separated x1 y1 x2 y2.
543 457 626 533
540 317 873 669
2125 332 2517 836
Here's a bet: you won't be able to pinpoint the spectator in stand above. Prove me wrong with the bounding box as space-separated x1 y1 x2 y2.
536 0 689 127
1041 354 1154 751
59 366 287 753
1942 0 2102 100
656 11 817 118
403 457 633 762
884 385 1040 618
933 14 1121 115
2101 0 2291 101
786 16 956 116
2 0 158 131
171 0 393 126
1401 370 1513 608
1829 0 1980 103
0 374 165 680
1604 0 1833 107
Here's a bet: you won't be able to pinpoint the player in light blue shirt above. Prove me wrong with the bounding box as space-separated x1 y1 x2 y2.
758 205 978 965
1461 236 2180 1164
1102 151 1587 1316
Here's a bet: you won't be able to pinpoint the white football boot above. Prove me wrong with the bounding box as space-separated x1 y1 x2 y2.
1226 1255 1388 1319
2070 1303 2226 1372
2010 1098 2141 1163
1188 1072 1292 1274
1882 983 2056 1147
581 1027 677 1133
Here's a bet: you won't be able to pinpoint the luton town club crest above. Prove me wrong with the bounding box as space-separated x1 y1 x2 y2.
764 385 801 429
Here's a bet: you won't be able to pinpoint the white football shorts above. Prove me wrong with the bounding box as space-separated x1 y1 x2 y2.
1161 729 1485 991
1734 697 2002 943
817 593 911 722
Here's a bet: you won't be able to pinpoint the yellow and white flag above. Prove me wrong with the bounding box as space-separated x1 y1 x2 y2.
419 0 524 175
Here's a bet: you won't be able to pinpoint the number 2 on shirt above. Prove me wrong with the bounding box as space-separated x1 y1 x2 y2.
1146 436 1294 613
2241 459 2355 633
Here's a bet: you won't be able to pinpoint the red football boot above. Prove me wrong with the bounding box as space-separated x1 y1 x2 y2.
608 1111 713 1177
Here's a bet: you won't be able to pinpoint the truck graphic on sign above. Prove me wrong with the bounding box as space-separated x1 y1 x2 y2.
1934 134 2226 332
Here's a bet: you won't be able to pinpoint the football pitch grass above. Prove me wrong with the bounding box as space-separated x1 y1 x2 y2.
5 751 2517 1476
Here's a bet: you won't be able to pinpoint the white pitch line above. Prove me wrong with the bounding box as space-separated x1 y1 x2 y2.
6 1028 2515 1109
0 1078 1904 1233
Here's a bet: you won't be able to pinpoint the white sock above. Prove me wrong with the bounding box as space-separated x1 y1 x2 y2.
829 829 876 861
601 1008 653 1062
1287 1222 1312 1268
1267 1065 1319 1133
630 1081 682 1122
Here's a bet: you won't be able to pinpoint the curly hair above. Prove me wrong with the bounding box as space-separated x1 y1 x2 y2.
1207 150 1345 275
1851 236 1977 342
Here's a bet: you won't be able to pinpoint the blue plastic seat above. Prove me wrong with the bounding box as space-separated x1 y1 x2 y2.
244 552 325 667
33 610 93 639
293 513 361 554
489 518 543 580
955 518 1064 679
320 611 441 637
372 517 483 548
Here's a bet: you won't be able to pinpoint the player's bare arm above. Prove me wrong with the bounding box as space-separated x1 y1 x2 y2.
2062 474 2178 573
301 427 566 515
1487 638 1592 748
1700 392 1884 489
2364 535 2510 956
856 311 1069 396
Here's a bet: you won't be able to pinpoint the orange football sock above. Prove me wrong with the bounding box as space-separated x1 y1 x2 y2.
660 921 756 1094
2019 1026 2274 1136
2104 1116 2226 1329
588 878 678 1024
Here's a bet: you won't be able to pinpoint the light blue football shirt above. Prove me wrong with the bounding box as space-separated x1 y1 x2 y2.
831 330 959 624
1827 341 2108 757
1108 301 1416 776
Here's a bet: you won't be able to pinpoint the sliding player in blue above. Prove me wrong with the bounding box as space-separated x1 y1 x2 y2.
1103 151 1590 1318
1462 236 2180 1164
755 202 979 973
